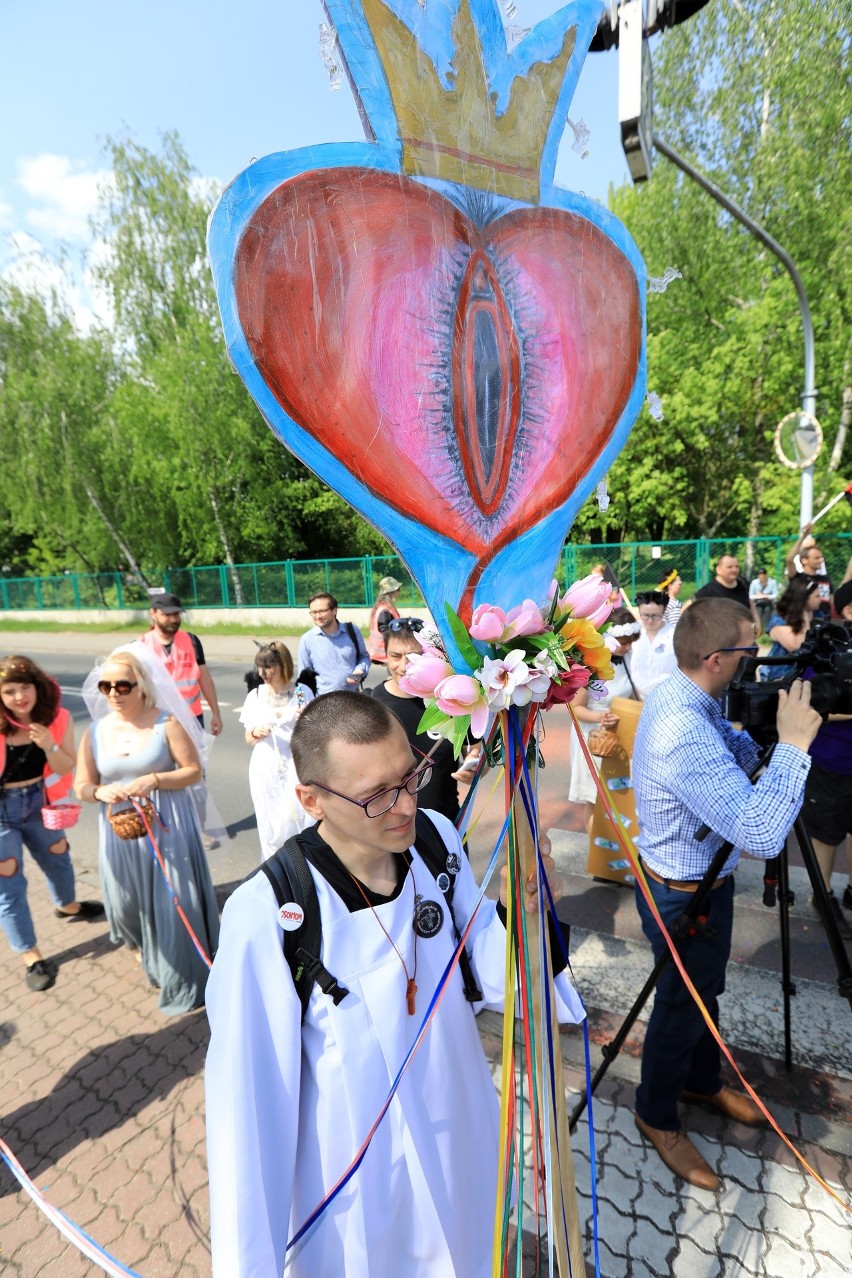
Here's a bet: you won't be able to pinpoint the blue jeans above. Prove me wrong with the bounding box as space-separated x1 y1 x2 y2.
0 781 76 953
635 872 735 1130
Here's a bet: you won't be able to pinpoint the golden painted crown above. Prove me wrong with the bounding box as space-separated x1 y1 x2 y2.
355 0 583 203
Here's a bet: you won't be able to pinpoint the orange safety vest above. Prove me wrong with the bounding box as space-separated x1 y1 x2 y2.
368 602 400 662
0 706 73 803
139 628 203 717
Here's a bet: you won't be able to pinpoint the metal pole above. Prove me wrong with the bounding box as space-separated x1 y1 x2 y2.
652 134 816 527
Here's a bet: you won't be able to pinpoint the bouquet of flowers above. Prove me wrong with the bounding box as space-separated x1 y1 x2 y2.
399 574 617 754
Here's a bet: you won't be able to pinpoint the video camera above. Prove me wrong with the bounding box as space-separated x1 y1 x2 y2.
725 619 852 744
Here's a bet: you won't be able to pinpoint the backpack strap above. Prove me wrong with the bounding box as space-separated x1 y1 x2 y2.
414 811 483 1004
259 837 349 1022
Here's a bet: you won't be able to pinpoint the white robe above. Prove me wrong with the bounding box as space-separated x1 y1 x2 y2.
205 811 585 1278
239 683 314 860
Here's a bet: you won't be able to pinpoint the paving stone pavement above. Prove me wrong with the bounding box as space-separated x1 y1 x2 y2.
1 838 851 1276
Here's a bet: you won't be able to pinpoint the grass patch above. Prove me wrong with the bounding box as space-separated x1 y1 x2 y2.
0 618 366 637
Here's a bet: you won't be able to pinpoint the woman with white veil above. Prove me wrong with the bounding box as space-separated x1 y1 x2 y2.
76 644 220 1015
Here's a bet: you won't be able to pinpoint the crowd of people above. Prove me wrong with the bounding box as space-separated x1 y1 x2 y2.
2 537 851 1272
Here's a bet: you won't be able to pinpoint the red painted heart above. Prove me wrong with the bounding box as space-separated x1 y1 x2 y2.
236 167 641 570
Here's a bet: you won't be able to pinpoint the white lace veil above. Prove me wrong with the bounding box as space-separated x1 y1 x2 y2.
81 641 228 840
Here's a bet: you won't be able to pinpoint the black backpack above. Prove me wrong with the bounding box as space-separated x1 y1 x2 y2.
258 811 483 1021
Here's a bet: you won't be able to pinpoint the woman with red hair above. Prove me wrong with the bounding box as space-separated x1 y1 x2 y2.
0 655 103 992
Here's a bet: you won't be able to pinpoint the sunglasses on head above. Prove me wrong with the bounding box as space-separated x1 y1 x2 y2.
97 680 138 697
378 617 424 634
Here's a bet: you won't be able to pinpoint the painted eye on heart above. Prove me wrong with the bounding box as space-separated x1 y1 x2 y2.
235 168 642 605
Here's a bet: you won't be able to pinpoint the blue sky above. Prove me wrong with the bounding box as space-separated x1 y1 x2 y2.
1 0 631 327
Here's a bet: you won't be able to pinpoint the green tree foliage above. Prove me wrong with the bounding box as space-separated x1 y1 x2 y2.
2 4 848 580
573 0 851 544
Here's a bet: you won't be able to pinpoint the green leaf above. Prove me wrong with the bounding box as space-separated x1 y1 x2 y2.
444 603 483 672
416 703 451 735
450 714 471 758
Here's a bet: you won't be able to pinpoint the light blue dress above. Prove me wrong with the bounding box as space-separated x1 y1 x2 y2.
92 713 220 1015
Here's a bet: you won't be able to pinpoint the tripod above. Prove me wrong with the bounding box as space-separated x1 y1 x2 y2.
568 747 852 1132
762 813 852 1069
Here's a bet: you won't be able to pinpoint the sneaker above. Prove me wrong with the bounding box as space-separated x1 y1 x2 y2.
843 885 852 912
811 893 852 941
202 835 220 852
25 960 55 992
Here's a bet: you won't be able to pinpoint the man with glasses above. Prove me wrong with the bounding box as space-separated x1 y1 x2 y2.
631 600 821 1190
367 616 478 820
205 693 581 1277
297 592 370 694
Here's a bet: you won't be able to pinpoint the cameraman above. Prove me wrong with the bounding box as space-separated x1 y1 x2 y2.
632 599 821 1190
802 579 852 939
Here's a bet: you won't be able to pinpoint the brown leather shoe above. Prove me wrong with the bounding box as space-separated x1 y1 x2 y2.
681 1085 765 1126
634 1114 719 1190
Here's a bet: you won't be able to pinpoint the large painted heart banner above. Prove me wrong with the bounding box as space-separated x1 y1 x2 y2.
209 0 646 664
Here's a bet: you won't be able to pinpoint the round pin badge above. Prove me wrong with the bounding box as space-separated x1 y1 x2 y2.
446 853 462 875
413 898 444 938
436 872 451 895
277 902 305 931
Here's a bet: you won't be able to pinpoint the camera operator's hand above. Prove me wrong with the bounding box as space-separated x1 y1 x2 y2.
775 680 822 753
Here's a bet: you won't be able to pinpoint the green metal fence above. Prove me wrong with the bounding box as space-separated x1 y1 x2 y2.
1 538 849 612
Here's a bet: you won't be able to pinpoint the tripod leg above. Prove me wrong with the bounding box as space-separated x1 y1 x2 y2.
794 816 852 1009
776 846 796 1070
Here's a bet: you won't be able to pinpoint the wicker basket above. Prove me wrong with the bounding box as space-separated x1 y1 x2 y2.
107 800 155 841
587 727 620 758
42 803 82 831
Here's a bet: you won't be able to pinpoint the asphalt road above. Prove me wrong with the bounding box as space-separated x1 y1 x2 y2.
31 648 403 896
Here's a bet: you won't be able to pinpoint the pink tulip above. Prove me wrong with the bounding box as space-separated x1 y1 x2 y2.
586 599 614 628
434 674 490 737
502 599 546 640
469 603 508 642
399 648 454 698
560 574 613 619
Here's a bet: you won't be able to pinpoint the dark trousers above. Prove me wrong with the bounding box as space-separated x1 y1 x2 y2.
634 873 735 1130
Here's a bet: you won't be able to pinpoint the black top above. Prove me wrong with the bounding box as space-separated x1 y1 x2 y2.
1 741 47 785
367 683 460 820
160 631 205 664
297 822 409 911
693 577 752 611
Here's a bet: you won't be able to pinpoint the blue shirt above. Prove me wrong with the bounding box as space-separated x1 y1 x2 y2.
297 623 370 695
633 669 811 879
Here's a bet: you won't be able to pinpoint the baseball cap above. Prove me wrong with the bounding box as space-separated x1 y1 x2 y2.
149 591 183 614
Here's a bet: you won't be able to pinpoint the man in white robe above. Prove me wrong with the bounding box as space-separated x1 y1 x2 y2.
205 693 584 1277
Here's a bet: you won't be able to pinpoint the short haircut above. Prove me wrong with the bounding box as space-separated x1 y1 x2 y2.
103 649 158 709
309 593 338 610
255 640 294 682
674 599 752 670
0 655 61 730
383 627 422 654
716 553 738 566
291 691 399 784
635 590 668 609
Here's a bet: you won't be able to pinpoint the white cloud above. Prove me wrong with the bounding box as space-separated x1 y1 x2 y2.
1 231 112 334
17 154 112 242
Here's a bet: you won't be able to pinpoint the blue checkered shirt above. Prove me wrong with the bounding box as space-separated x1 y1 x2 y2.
633 669 812 879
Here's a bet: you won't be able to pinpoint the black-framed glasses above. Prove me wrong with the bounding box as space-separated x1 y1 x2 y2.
701 645 760 661
97 680 138 696
378 617 424 635
307 761 433 818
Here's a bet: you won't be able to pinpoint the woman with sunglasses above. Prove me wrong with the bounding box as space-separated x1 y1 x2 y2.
240 641 314 860
0 656 104 992
76 647 219 1015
